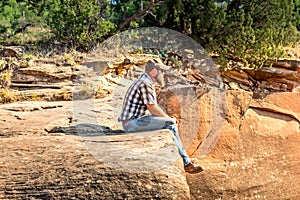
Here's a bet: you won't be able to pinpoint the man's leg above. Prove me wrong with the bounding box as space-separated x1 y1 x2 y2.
123 116 191 166
123 116 166 132
163 122 191 166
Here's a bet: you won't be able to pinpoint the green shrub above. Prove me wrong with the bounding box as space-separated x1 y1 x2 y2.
44 0 115 50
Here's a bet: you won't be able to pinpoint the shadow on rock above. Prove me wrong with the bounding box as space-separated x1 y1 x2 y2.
47 123 125 136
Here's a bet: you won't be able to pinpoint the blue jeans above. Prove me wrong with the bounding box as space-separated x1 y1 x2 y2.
122 116 191 166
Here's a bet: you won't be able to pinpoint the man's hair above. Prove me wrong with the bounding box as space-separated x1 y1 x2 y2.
145 59 161 72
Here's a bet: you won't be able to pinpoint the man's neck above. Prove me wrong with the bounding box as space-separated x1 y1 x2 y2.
145 72 156 83
142 72 155 83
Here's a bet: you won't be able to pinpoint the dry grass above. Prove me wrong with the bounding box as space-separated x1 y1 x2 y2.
284 45 300 60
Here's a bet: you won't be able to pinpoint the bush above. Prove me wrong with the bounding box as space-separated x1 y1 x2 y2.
0 0 24 35
44 0 115 50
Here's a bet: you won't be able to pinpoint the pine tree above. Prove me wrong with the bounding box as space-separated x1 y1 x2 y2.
140 0 299 68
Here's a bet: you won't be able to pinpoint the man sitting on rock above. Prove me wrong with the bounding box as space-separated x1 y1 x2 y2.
118 59 203 174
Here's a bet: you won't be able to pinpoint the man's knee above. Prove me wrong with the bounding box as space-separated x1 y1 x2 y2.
163 120 177 130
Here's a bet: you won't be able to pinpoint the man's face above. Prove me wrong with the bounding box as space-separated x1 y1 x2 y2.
154 68 165 88
153 67 161 77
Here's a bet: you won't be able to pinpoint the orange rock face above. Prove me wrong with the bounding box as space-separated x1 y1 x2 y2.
160 88 300 199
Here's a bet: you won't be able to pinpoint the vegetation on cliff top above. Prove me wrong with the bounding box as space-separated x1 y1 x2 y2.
0 0 300 68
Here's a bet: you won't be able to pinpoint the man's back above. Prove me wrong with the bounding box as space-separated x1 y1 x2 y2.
118 73 157 122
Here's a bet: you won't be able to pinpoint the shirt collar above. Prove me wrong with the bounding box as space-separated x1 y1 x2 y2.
140 73 154 84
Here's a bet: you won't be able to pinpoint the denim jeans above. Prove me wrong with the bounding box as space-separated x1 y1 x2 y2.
122 115 191 166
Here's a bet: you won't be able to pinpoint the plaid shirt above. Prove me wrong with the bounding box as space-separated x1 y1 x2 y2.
118 73 157 121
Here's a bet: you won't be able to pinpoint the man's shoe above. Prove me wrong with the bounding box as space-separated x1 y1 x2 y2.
184 162 204 174
190 158 199 163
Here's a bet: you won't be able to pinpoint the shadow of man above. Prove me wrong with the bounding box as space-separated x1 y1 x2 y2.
47 123 125 136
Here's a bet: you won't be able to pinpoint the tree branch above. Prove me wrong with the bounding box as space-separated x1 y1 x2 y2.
117 0 163 31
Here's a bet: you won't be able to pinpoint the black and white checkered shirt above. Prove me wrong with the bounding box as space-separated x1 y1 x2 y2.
118 73 157 121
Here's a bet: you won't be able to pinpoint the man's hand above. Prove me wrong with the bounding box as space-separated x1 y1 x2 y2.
172 117 180 124
154 83 161 96
169 115 180 124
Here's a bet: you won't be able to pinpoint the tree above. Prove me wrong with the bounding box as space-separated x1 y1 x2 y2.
0 0 47 36
292 0 300 30
0 0 25 34
0 0 298 64
43 0 115 50
109 0 164 31
139 0 299 68
210 0 298 68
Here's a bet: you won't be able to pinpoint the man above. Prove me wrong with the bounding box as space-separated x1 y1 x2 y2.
118 59 203 174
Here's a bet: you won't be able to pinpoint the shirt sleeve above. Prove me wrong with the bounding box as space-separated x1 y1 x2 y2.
140 83 157 105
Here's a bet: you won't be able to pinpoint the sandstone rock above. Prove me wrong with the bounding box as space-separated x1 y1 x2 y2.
0 48 19 58
47 123 113 135
0 101 71 136
220 68 254 87
0 133 190 199
293 84 300 92
250 92 300 122
185 90 300 200
155 80 299 199
0 99 191 199
272 59 300 71
11 64 74 83
221 61 300 92
1 52 300 199
158 85 201 151
83 60 109 75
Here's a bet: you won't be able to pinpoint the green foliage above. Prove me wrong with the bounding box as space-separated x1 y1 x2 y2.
0 0 115 49
111 0 163 29
211 0 299 69
44 0 115 50
0 0 46 35
0 0 22 34
292 0 300 30
0 0 299 67
142 0 300 69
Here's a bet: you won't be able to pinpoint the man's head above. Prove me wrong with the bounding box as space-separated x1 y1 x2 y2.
145 59 168 87
145 59 169 73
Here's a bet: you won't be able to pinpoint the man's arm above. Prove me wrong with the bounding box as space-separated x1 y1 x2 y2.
146 104 170 118
146 104 180 124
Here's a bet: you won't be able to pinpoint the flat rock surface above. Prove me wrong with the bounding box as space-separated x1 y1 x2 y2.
0 97 190 199
0 134 189 199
